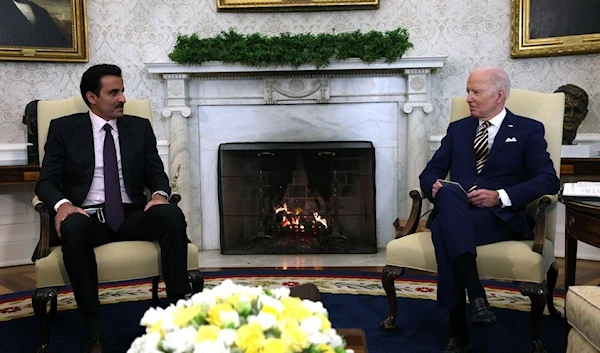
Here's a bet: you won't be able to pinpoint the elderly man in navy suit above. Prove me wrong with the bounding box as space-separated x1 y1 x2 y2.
419 66 560 353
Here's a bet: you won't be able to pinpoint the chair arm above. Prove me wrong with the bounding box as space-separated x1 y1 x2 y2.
392 189 423 239
31 196 51 261
169 193 181 206
531 194 557 255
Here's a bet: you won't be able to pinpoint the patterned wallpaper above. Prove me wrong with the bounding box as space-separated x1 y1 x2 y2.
0 0 599 142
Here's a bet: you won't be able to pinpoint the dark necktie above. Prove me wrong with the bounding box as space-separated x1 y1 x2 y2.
468 121 490 193
474 121 490 175
103 124 124 231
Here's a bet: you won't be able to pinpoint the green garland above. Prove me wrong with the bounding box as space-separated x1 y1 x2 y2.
168 28 413 69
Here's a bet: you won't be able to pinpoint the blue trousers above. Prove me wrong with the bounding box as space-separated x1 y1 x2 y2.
430 185 520 308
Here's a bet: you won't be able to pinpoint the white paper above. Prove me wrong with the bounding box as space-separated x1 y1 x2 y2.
437 179 468 194
562 181 600 197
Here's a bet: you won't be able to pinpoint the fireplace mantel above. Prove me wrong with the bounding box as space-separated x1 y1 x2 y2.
145 56 446 250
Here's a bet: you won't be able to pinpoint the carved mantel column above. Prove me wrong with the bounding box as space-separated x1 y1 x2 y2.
160 74 199 247
402 69 433 216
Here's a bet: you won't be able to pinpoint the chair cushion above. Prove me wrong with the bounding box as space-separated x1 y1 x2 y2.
34 241 199 288
567 286 600 352
385 231 555 283
568 329 600 353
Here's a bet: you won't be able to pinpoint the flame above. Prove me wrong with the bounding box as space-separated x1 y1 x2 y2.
274 202 328 230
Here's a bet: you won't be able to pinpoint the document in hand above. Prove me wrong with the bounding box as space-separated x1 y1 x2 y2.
437 179 467 194
562 181 600 197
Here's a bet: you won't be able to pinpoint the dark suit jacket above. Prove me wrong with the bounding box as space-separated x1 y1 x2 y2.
419 109 560 238
0 0 69 47
36 113 170 213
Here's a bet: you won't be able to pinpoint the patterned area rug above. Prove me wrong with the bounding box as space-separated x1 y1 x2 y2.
0 269 565 323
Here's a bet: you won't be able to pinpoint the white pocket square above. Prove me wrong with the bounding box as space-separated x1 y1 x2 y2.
505 137 517 142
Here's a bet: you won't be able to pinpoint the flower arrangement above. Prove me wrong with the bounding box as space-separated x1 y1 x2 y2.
127 280 353 353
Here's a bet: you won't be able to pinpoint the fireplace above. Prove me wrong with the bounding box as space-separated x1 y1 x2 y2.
146 57 446 251
218 141 376 254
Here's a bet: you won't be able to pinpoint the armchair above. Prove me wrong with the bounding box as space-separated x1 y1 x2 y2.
30 96 204 353
381 89 565 353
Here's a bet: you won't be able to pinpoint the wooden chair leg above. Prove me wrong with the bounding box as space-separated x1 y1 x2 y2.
546 261 561 317
519 281 549 353
380 265 406 332
32 287 58 353
151 275 161 307
188 269 204 294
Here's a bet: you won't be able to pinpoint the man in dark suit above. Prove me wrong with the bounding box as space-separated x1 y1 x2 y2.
419 66 560 353
36 64 190 353
0 0 70 47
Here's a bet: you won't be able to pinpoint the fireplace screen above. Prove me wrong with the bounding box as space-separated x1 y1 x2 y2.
218 141 377 254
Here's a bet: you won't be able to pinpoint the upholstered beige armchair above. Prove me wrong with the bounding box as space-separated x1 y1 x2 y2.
381 89 565 353
30 96 203 353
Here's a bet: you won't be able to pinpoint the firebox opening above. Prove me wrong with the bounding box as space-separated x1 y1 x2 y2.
218 141 376 254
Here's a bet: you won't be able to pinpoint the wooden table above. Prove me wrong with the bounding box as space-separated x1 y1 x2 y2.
0 164 39 185
560 196 600 290
337 328 368 353
560 158 600 181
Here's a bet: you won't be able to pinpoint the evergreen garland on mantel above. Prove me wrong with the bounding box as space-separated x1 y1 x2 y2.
168 28 413 69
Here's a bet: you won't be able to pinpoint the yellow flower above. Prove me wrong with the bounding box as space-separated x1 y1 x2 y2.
173 306 204 328
235 323 265 353
281 297 312 321
148 321 164 337
207 303 234 327
262 338 290 353
317 343 335 353
279 320 309 352
196 325 220 342
316 314 332 331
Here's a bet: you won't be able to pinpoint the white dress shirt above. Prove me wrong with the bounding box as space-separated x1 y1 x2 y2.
477 108 512 207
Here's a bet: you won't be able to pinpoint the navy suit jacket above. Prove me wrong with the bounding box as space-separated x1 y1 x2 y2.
36 113 170 212
419 109 560 238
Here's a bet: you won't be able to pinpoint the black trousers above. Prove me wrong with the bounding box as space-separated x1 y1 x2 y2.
60 203 189 317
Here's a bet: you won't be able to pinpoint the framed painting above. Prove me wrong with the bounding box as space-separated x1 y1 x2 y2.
0 0 88 62
511 0 600 58
217 0 379 12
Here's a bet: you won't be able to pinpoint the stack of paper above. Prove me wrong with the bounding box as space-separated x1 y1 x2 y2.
562 181 600 198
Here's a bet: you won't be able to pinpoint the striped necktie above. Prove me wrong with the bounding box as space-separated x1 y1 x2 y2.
474 121 490 175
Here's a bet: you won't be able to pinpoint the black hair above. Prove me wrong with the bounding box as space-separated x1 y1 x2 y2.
80 64 122 107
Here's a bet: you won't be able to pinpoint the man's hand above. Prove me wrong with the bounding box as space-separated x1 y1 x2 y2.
144 194 169 212
55 202 88 237
467 189 501 208
432 180 444 198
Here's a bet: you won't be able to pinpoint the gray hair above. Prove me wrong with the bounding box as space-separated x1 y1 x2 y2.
470 66 511 101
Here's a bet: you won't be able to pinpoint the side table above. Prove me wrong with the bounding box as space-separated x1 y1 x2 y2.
560 196 600 290
0 164 39 185
337 328 368 353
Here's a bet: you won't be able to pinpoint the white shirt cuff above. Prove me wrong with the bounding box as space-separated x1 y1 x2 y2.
54 199 71 212
497 189 512 208
152 190 169 200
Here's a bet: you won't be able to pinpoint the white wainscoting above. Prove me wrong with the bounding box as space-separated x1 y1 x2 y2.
0 141 169 267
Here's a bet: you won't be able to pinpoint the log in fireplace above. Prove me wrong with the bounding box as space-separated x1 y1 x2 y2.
218 141 377 254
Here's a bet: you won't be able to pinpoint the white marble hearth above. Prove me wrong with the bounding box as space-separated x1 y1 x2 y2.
146 57 447 251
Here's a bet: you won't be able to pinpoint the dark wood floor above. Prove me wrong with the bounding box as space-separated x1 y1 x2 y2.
0 257 598 295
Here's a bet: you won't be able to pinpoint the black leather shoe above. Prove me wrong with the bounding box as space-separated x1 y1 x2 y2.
469 297 497 327
83 336 106 353
443 337 472 353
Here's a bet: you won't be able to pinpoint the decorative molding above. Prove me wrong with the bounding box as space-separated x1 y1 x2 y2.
264 78 329 104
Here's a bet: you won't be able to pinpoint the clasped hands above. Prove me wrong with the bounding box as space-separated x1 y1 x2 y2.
432 180 500 208
54 194 169 237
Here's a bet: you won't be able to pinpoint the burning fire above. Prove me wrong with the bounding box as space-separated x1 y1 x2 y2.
274 202 328 229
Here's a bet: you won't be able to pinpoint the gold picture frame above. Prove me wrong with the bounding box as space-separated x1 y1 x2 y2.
217 0 379 12
0 0 88 62
511 0 600 58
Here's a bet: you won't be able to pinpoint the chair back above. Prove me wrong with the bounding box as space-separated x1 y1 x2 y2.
448 88 565 243
37 96 152 163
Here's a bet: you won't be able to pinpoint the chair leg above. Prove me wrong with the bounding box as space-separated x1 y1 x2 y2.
519 281 549 353
188 269 204 294
380 265 406 332
151 276 161 307
32 287 58 353
545 261 561 317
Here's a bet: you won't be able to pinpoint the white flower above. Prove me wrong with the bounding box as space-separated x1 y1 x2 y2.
270 286 291 299
193 341 230 353
247 311 277 330
127 332 162 353
300 316 323 335
302 299 328 316
308 332 331 345
326 329 344 348
219 308 240 327
140 307 164 327
258 295 284 313
217 329 237 347
161 326 196 353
